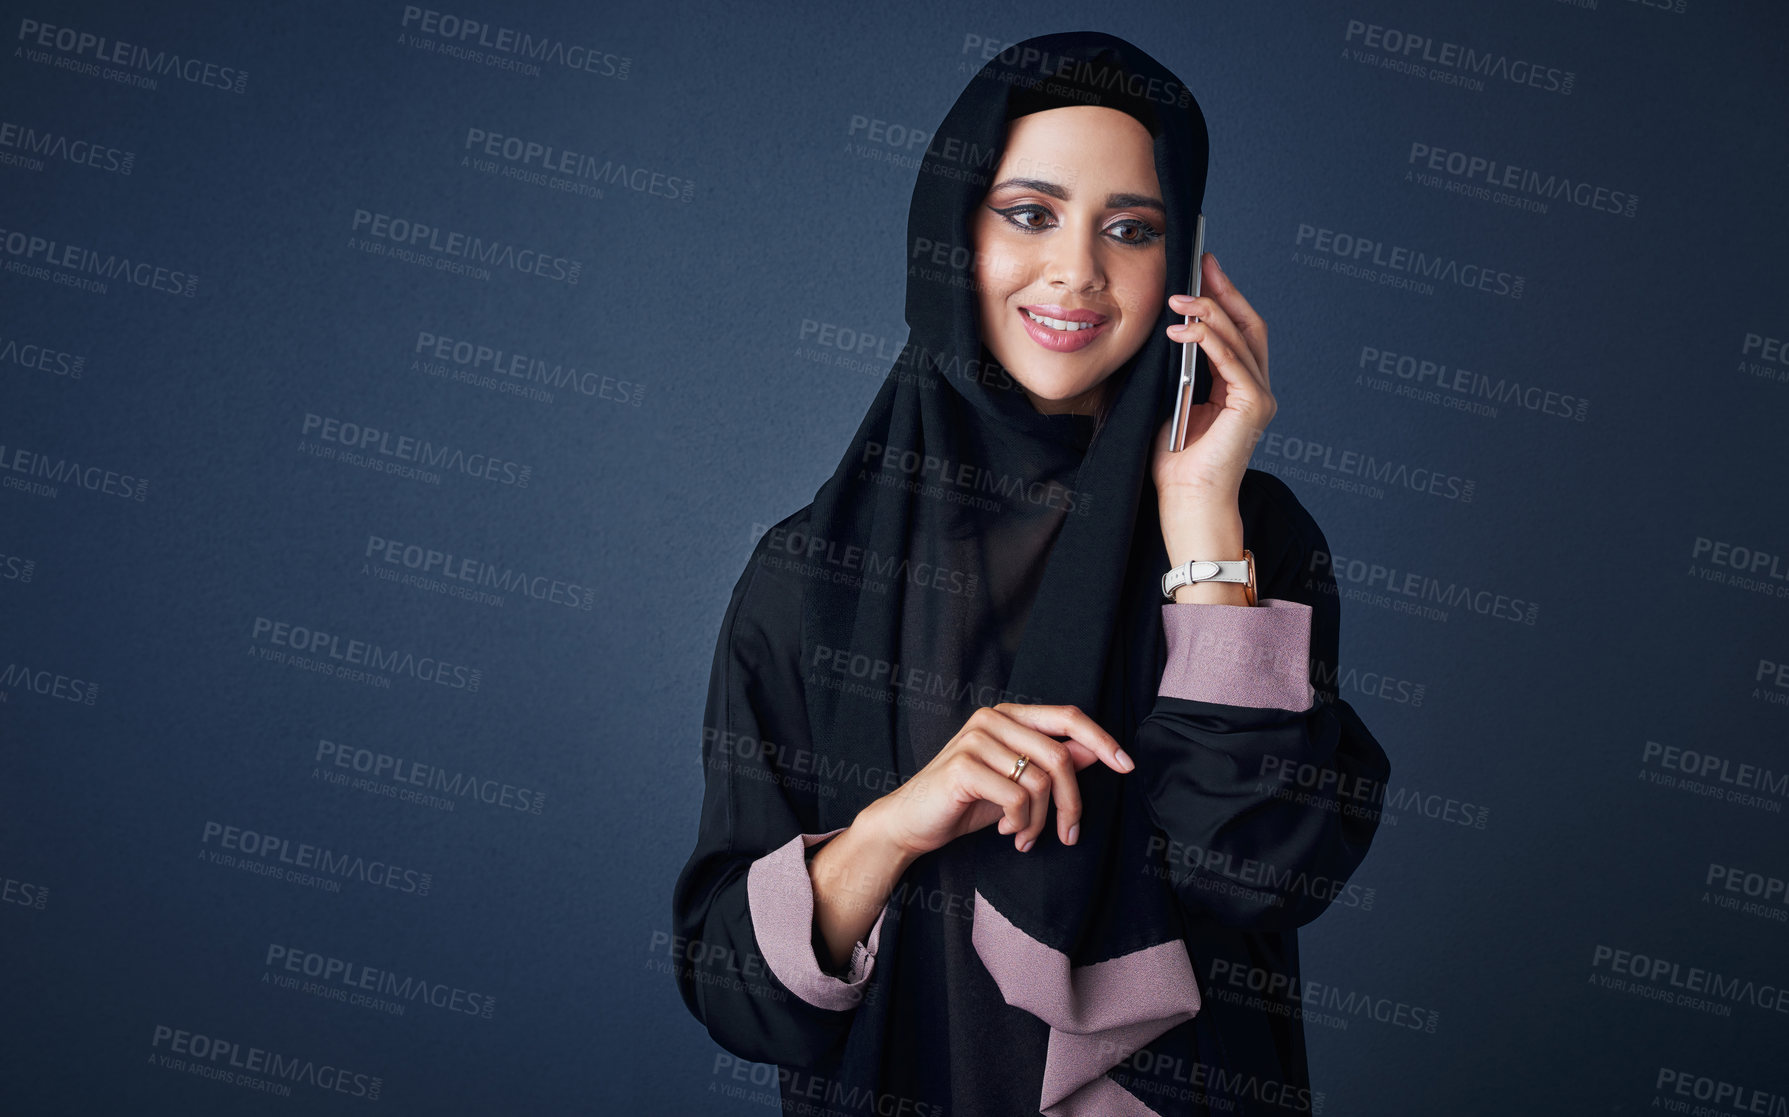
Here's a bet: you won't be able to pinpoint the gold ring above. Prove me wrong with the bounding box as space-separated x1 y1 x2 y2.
1008 754 1030 781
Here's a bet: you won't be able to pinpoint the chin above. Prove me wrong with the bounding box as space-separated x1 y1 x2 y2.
995 338 1131 404
1013 371 1106 408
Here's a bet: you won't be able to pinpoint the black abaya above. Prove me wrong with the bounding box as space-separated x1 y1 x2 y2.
672 29 1392 1117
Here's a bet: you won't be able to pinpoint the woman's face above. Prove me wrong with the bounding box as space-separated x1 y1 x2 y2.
971 105 1167 417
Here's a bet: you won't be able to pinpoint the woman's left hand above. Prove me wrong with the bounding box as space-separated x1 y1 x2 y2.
1150 252 1275 511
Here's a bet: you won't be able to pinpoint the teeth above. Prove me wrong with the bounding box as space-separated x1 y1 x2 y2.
1023 308 1098 331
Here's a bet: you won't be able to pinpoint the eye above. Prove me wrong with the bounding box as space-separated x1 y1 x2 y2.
994 204 1053 233
1108 218 1163 246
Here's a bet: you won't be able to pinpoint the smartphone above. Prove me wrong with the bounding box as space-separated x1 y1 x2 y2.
1166 213 1209 453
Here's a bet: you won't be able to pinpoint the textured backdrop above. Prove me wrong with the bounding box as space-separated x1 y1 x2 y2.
4 0 1787 1113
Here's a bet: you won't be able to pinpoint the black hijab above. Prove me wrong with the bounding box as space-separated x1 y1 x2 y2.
801 30 1210 1112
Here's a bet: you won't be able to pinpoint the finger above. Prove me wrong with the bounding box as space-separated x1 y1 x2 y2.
1014 757 1051 851
958 756 1032 840
972 737 1054 851
1202 255 1268 387
1168 268 1267 386
1168 313 1259 394
991 733 1079 847
992 703 1131 776
948 728 1031 832
1177 318 1268 411
1010 740 1071 850
1168 296 1259 385
989 757 1033 839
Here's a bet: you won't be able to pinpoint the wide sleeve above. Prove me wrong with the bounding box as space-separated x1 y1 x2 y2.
1129 488 1392 932
669 525 891 1069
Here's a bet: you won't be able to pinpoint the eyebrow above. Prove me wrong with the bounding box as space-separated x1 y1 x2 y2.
987 177 1166 215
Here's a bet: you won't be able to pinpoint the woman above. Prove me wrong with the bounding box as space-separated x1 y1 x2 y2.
672 31 1391 1117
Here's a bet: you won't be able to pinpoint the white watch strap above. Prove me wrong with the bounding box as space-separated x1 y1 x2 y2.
1161 558 1250 599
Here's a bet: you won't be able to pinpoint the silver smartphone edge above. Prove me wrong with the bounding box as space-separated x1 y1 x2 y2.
1168 213 1206 452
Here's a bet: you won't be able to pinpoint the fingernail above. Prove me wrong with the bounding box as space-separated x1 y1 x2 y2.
1116 749 1135 772
1020 837 1034 852
1210 253 1222 273
1066 823 1079 845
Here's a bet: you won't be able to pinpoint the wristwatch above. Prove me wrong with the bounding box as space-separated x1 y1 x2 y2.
1161 549 1256 605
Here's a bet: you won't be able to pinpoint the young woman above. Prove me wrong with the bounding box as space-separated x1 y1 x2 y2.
672 30 1391 1117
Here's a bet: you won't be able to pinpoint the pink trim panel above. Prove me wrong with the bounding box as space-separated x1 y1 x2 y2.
971 889 1201 1117
1159 597 1315 711
746 827 887 1011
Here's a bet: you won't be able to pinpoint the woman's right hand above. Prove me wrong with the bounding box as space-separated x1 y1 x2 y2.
868 702 1135 859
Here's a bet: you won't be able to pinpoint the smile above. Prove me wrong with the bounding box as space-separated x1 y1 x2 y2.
1018 306 1109 353
1023 309 1099 331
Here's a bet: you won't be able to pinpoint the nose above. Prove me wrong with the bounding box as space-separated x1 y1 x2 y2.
1042 226 1105 294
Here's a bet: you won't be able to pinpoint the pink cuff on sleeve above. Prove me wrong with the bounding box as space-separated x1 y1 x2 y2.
1159 597 1315 711
746 827 888 1010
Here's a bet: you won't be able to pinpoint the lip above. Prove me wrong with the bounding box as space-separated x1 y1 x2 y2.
1021 304 1107 323
1017 305 1110 353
